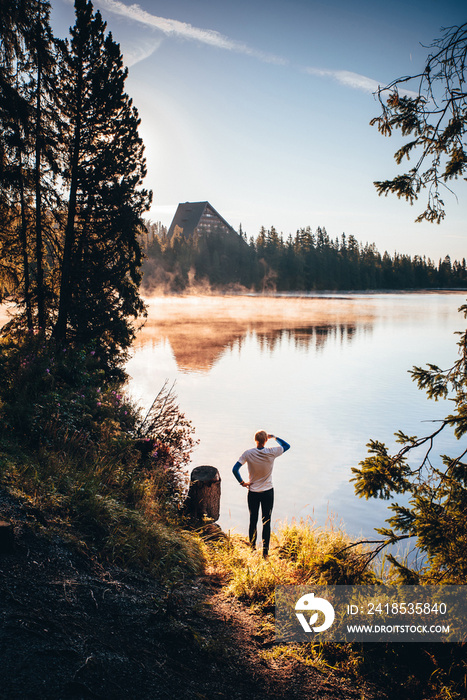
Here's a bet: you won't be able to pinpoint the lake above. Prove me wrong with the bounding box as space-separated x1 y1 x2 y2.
126 292 467 544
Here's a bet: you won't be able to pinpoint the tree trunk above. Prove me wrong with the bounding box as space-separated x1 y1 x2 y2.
186 466 221 522
54 43 83 342
34 39 45 331
17 149 34 332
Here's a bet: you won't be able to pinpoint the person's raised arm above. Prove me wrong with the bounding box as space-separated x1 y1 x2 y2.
268 435 290 452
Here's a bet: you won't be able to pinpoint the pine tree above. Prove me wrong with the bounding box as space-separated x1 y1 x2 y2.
54 0 151 367
0 0 61 332
24 0 62 331
0 0 35 326
27 0 60 330
371 22 467 223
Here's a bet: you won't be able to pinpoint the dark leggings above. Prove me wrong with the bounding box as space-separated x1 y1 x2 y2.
247 488 274 555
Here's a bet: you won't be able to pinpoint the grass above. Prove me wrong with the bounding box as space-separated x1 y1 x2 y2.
0 439 204 583
205 518 378 612
0 334 204 585
200 521 375 686
203 521 467 700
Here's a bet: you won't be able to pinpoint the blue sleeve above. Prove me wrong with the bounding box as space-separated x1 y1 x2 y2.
232 461 243 483
276 437 290 452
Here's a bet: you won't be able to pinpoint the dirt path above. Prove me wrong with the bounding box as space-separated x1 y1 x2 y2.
0 489 383 700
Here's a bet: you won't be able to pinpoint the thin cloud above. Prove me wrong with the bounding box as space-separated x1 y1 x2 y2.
306 67 420 97
97 0 287 65
123 37 163 67
96 0 411 98
306 67 382 93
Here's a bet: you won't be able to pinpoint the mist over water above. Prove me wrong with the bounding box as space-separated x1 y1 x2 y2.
126 292 467 544
133 294 376 372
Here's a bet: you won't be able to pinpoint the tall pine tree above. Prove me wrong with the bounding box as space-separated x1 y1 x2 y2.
0 0 61 332
54 0 151 368
24 0 62 331
0 0 35 324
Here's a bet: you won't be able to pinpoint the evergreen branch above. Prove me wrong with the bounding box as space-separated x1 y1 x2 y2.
371 22 467 222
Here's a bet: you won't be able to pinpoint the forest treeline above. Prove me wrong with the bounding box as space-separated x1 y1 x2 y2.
141 222 467 293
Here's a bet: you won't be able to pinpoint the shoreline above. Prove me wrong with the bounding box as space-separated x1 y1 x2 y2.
141 287 467 300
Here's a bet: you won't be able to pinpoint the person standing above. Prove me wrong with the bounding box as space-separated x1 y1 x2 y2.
232 431 290 558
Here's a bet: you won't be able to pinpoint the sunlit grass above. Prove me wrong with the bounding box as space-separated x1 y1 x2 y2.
200 519 379 686
203 520 467 700
204 517 378 613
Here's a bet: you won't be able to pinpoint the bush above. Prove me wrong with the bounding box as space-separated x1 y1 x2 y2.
0 334 202 583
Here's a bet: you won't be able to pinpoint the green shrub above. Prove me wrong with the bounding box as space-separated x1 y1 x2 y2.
0 334 202 584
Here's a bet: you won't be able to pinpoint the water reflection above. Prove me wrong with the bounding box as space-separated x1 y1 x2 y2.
256 323 370 354
135 296 376 372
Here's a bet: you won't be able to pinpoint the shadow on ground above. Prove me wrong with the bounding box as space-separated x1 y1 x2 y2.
0 489 383 700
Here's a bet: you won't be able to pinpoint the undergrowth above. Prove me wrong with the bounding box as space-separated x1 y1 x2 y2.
204 523 467 700
205 520 378 613
0 333 203 584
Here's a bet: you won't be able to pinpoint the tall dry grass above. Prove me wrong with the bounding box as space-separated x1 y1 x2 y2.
205 518 378 612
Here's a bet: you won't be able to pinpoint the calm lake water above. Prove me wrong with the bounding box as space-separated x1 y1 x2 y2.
126 292 467 543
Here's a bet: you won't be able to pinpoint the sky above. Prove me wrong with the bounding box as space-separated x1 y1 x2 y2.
49 0 467 261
